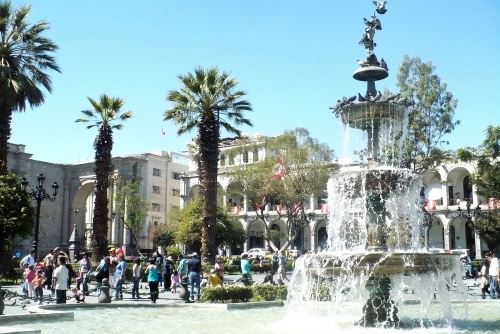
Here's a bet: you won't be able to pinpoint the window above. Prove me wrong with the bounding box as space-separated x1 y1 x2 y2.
153 168 161 176
152 185 160 194
253 149 259 162
242 151 249 163
152 203 160 212
229 153 234 165
172 188 180 197
171 205 180 213
172 172 182 180
220 154 225 167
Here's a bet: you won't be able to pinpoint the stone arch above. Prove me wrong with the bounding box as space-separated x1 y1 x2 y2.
448 216 470 251
429 216 444 249
315 219 328 251
269 219 287 249
70 178 96 249
246 219 266 250
225 181 243 208
445 164 474 205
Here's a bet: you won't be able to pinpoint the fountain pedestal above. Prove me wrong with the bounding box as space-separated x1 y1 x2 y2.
359 276 399 327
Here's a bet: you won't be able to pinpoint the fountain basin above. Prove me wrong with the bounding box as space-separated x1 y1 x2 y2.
339 102 405 129
302 252 460 277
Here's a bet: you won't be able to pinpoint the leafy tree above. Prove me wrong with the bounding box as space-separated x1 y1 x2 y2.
397 56 459 172
172 197 245 253
474 213 500 251
164 67 252 262
0 173 34 275
230 128 335 252
75 95 133 263
150 223 175 249
0 1 60 175
114 177 148 251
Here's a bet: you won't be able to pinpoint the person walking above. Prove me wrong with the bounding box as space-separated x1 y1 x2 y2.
77 251 90 295
488 252 499 299
215 256 225 285
187 253 201 301
277 251 289 284
240 253 252 285
145 258 159 303
52 256 69 304
480 259 490 299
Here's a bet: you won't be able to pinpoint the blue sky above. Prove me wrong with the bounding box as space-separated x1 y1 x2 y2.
9 0 500 164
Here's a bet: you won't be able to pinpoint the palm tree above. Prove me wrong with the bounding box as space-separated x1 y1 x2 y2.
165 67 252 262
0 1 60 175
76 95 133 263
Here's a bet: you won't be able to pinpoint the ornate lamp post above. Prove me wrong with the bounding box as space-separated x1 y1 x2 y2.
21 173 59 259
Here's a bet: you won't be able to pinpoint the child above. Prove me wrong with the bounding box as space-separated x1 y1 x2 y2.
71 287 85 303
170 270 179 293
207 269 222 287
25 264 36 298
32 270 44 304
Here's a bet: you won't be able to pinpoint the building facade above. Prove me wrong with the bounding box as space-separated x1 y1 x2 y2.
7 143 189 258
180 138 497 259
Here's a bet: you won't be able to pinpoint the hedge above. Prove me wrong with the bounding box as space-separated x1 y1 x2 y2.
200 284 288 303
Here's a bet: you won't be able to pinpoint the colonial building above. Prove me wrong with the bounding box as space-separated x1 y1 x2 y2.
180 138 497 259
7 143 189 258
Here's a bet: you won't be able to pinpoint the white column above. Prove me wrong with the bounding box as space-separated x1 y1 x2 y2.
243 194 248 213
442 183 449 208
309 194 315 211
223 193 227 209
443 218 450 250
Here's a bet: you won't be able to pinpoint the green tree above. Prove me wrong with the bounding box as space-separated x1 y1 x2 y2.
172 197 245 253
0 1 60 175
230 128 335 251
0 173 34 275
150 223 176 249
164 67 252 262
75 95 133 263
114 177 148 251
474 213 500 251
397 56 459 172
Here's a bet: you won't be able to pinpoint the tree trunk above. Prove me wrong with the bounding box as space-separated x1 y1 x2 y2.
91 125 113 264
0 104 13 175
198 113 219 263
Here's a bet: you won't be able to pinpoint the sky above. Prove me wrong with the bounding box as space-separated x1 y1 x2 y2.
9 0 500 164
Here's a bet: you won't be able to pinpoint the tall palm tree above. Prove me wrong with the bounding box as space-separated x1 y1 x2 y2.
0 1 60 175
165 67 252 262
76 95 133 263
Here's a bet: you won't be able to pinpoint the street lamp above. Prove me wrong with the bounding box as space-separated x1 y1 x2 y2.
21 173 59 259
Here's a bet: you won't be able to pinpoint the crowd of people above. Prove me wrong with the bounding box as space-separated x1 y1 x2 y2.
17 246 297 306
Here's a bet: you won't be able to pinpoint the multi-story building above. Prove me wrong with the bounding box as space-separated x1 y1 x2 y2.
180 138 497 259
7 143 189 258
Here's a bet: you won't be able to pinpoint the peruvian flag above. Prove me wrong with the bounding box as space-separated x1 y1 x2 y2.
272 159 286 180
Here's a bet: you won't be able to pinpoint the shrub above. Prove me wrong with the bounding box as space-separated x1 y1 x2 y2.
200 285 252 303
251 284 287 301
200 284 288 303
165 245 182 261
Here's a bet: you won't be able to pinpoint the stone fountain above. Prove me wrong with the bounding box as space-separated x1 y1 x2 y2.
288 1 461 328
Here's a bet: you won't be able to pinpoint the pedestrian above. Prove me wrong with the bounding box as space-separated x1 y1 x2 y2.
178 254 188 280
277 251 289 283
32 269 44 304
145 258 159 303
259 255 265 273
108 248 117 288
42 249 54 290
94 256 110 292
187 252 201 301
132 257 141 299
52 256 69 304
480 259 490 299
488 252 499 299
114 254 126 300
207 269 222 287
215 256 225 285
24 264 36 298
170 270 180 293
272 251 279 273
240 253 252 284
78 251 90 295
163 256 173 292
20 249 36 269
71 287 85 303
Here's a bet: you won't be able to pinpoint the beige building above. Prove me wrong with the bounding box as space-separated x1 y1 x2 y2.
7 143 189 258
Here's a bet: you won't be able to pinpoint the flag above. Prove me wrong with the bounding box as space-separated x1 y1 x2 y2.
161 129 166 136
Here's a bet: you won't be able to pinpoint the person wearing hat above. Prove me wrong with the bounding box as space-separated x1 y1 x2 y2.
77 251 90 295
187 252 201 301
162 255 173 292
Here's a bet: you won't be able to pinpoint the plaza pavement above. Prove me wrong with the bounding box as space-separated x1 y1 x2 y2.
0 272 492 317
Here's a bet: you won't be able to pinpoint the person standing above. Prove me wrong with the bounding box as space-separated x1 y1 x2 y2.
163 256 173 292
272 251 279 274
277 251 289 284
488 252 499 299
32 270 44 304
131 257 141 299
145 258 159 303
480 259 490 299
114 254 126 300
187 253 201 301
42 249 54 290
77 252 90 295
52 256 69 304
20 249 36 268
215 256 225 285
